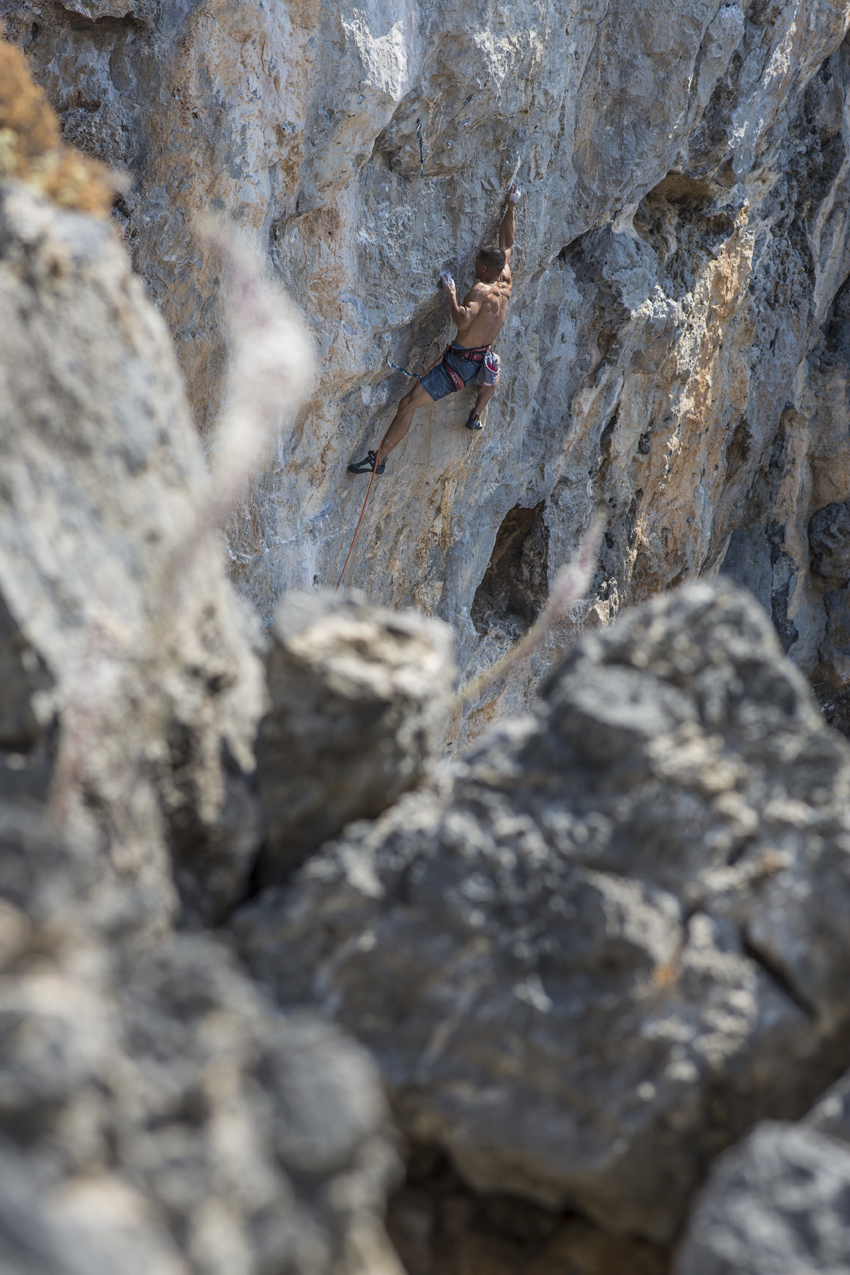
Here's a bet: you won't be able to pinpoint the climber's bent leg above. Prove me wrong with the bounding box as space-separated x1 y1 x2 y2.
466 377 499 431
347 381 435 474
376 381 434 461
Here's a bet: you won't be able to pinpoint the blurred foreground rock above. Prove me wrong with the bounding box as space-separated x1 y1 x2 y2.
675 1122 850 1275
0 800 402 1275
0 179 266 927
236 582 850 1243
256 592 455 884
674 1062 850 1273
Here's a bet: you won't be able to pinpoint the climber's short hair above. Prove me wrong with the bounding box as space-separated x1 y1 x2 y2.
477 245 506 275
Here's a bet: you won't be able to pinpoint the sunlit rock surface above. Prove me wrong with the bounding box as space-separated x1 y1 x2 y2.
7 0 850 742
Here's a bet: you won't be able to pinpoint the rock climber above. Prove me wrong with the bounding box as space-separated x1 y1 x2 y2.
347 183 522 475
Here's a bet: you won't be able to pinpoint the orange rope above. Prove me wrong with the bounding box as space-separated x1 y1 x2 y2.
334 343 445 591
335 434 388 590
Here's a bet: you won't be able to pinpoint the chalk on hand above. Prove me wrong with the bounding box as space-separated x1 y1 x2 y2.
509 183 523 204
440 271 455 290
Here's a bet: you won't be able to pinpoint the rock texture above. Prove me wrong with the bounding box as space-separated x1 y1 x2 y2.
806 1065 850 1145
808 497 850 733
675 1122 850 1274
7 1 850 738
255 591 455 885
236 582 850 1244
0 177 267 927
9 11 850 1275
0 801 402 1275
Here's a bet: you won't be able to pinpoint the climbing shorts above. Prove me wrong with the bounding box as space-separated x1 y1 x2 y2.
421 342 500 401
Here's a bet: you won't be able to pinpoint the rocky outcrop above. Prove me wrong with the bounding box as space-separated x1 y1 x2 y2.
7 1 850 739
255 591 455 884
675 1122 850 1274
8 11 850 1275
0 52 412 1269
235 582 850 1244
0 801 402 1275
0 177 268 927
674 1061 850 1273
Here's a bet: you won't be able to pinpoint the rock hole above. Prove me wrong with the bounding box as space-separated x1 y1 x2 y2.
599 405 619 459
725 418 752 483
471 502 549 635
646 171 716 211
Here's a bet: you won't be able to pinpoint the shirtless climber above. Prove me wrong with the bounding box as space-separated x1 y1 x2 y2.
347 183 522 475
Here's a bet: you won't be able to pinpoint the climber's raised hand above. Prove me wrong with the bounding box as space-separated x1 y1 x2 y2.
440 271 456 294
499 190 518 264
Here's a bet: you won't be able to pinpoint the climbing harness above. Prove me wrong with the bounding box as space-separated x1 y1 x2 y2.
386 343 492 387
416 118 425 176
443 343 494 392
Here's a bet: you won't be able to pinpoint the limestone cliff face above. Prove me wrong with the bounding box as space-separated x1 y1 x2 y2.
7 0 850 738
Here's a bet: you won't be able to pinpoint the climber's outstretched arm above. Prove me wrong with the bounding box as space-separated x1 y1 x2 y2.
499 183 522 264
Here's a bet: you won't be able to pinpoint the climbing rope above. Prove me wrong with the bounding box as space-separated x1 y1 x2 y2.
335 443 383 591
336 328 451 586
336 343 444 589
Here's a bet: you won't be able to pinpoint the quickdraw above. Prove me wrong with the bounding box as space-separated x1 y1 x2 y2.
416 118 425 176
386 353 424 380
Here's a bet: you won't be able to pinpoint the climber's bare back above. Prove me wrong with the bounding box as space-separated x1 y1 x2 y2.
454 268 512 348
346 183 522 474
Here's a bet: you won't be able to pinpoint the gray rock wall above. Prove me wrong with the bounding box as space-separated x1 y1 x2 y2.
6 1 850 740
8 11 850 1274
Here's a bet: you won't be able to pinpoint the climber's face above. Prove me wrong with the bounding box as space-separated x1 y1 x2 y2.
475 253 495 282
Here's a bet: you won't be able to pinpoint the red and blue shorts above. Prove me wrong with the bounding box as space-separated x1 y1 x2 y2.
421 342 500 401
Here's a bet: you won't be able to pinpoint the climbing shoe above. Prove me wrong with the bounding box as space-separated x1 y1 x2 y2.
347 449 385 475
465 412 484 431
